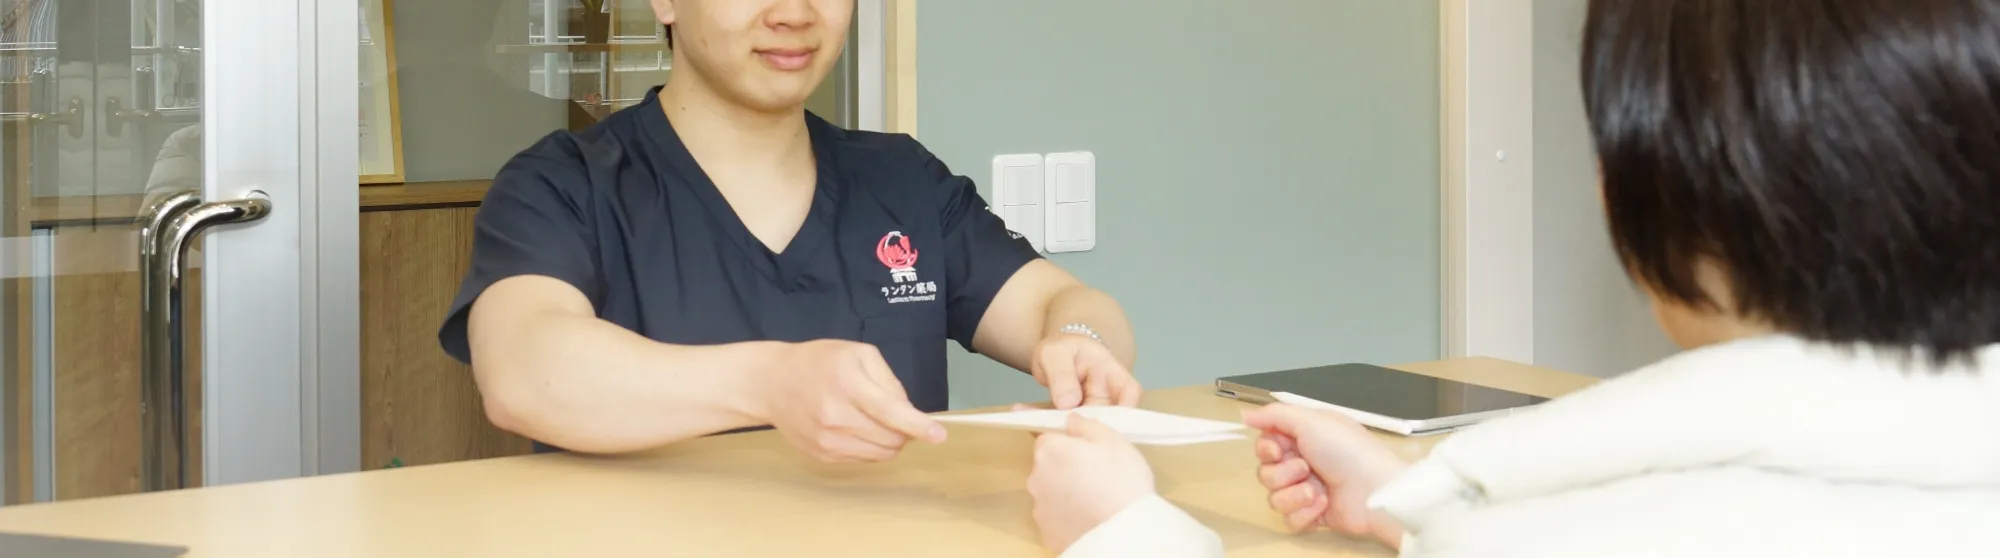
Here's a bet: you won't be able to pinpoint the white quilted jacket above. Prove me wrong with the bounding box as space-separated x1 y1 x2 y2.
1064 336 2000 557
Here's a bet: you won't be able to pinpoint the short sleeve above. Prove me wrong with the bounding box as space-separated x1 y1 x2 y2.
437 134 604 364
916 141 1044 349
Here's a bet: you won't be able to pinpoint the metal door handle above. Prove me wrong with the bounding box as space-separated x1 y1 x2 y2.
29 97 85 139
137 190 273 491
105 96 160 138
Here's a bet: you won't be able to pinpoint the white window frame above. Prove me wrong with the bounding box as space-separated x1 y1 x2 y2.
1439 0 1536 364
861 0 916 135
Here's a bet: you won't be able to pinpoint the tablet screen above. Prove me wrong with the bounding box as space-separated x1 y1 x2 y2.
1219 363 1548 420
0 533 187 558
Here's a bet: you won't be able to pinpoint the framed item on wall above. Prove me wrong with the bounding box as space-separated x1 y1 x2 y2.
359 0 406 184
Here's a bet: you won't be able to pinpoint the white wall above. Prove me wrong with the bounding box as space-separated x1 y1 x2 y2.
1529 0 1677 377
1442 0 1537 365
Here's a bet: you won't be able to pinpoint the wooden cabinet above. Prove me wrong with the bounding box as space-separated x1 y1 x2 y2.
359 183 531 469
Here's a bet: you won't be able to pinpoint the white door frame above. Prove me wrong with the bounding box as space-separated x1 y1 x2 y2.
1439 0 1536 364
302 0 363 478
856 0 887 132
858 0 917 136
198 0 361 485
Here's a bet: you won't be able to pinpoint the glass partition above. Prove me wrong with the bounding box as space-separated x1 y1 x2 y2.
3 0 325 504
379 0 857 186
1 0 214 504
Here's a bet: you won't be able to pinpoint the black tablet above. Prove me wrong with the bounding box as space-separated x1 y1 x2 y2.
1216 363 1548 435
0 532 188 558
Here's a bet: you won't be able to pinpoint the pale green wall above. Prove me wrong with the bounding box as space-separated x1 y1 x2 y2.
917 1 1445 408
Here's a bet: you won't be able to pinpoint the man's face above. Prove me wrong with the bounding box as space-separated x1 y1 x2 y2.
653 0 852 112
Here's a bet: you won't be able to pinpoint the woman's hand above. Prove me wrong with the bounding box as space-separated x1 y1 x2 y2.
1242 404 1410 547
1025 411 1157 553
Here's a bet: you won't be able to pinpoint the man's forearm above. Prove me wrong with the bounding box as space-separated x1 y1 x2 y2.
471 312 776 454
1041 285 1137 369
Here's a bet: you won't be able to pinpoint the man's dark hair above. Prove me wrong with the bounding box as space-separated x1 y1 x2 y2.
1581 0 2000 365
663 23 674 48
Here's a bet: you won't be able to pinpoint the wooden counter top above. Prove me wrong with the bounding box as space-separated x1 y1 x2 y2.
0 358 1596 557
26 194 146 228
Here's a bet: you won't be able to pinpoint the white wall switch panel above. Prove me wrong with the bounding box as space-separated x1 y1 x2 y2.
991 154 1047 252
1044 151 1096 253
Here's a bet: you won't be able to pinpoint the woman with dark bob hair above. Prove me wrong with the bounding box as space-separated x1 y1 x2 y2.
1020 0 2000 555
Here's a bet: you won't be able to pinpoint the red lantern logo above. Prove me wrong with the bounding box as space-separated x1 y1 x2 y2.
876 231 918 269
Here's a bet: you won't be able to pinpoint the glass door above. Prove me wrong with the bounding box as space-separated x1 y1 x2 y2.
0 0 354 504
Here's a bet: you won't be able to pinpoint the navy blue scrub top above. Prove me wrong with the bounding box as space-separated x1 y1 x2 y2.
437 89 1041 450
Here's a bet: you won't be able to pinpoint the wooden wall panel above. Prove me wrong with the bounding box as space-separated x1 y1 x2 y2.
40 224 201 500
360 206 530 469
6 116 32 502
6 274 27 503
47 227 142 499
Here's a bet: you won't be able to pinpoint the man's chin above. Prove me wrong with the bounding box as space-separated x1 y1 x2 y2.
722 83 821 113
735 97 811 115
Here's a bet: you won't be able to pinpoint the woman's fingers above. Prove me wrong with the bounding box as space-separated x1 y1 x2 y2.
1257 457 1313 489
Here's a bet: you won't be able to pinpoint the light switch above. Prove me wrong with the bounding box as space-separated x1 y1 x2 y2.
1054 202 1093 241
1043 151 1095 253
991 154 1046 252
1016 207 1046 249
1055 163 1091 203
1011 166 1045 205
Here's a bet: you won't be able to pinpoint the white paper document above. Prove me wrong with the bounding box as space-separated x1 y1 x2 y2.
935 406 1247 445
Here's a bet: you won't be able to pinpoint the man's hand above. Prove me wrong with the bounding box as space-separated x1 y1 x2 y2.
1027 411 1156 553
759 340 946 463
1241 404 1409 546
1031 333 1141 409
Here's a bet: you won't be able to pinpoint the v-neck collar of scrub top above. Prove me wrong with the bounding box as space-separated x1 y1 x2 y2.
635 89 846 291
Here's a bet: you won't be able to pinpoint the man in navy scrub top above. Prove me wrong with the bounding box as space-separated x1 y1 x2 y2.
437 0 1140 463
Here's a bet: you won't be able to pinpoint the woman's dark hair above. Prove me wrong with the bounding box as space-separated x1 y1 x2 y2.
1582 0 2000 364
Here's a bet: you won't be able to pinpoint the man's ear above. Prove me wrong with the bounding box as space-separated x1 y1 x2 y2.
651 0 675 25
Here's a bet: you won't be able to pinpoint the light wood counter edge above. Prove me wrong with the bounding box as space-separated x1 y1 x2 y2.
0 358 1598 557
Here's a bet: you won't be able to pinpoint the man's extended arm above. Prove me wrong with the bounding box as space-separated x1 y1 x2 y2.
971 260 1137 373
466 275 941 458
466 275 778 454
907 135 1135 382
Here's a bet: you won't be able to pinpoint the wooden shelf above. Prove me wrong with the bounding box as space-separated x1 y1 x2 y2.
28 194 146 228
17 179 489 229
360 179 490 211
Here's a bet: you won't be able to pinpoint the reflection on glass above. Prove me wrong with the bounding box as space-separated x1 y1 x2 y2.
1 0 208 505
132 0 204 204
385 0 855 185
510 0 852 121
519 0 670 109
